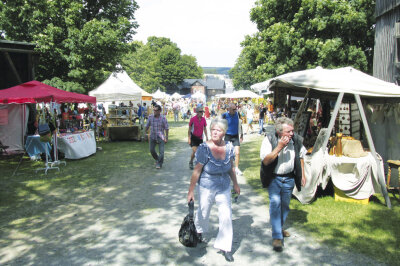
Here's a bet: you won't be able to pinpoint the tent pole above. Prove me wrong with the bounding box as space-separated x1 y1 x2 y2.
354 94 391 208
321 92 344 150
293 88 310 131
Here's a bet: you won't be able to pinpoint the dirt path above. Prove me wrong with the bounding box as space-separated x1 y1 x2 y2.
1 130 385 265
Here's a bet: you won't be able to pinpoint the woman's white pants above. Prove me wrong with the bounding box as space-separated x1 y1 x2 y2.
194 185 232 252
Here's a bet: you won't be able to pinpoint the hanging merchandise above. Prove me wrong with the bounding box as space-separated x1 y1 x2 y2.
38 105 50 137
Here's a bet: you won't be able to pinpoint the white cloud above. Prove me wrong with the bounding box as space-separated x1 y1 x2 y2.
134 0 258 67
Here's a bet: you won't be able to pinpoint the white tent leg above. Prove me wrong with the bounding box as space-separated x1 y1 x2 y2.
321 92 344 150
354 94 391 208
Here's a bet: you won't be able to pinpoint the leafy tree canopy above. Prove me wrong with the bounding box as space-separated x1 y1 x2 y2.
230 0 375 89
0 0 138 93
121 36 203 92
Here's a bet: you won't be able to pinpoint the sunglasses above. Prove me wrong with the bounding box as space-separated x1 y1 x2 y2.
198 111 204 113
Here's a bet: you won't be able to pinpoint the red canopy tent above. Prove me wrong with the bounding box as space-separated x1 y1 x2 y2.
0 81 96 152
0 80 96 104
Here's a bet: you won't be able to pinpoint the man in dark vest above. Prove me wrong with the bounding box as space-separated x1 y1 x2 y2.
260 117 307 252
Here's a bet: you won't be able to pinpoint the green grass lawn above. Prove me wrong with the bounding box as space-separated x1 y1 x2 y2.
240 134 400 265
1 122 399 264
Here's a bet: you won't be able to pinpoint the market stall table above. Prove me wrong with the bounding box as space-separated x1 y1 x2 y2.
293 150 383 204
57 130 96 159
108 125 141 141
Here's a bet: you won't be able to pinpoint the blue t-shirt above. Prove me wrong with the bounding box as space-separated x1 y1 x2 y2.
222 112 239 135
195 141 235 191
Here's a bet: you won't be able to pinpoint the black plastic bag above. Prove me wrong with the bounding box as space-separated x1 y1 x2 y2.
178 200 199 247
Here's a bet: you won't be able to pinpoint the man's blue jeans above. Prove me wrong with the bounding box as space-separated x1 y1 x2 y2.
174 110 179 122
268 175 295 239
258 118 264 134
149 136 165 166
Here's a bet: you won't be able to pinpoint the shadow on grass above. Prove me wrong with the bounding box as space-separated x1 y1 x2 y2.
0 128 211 265
1 128 399 265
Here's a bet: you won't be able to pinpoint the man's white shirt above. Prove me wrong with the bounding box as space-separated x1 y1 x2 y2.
260 136 307 174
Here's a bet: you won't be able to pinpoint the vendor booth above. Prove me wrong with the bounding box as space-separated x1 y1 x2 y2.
0 81 97 171
89 71 151 141
0 104 27 151
264 66 400 208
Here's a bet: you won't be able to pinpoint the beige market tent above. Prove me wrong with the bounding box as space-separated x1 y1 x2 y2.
268 66 400 100
267 66 400 208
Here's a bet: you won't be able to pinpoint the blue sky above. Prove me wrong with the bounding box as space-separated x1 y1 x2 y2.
134 0 258 68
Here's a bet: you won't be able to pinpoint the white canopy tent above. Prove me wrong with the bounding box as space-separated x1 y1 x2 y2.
152 89 169 100
250 79 272 93
191 91 206 102
89 71 147 102
267 66 400 208
215 93 230 98
170 92 182 99
229 90 263 99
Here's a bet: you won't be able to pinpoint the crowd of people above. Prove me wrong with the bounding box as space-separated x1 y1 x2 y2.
142 97 308 262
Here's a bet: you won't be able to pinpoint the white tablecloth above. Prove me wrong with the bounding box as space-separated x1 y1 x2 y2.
293 150 383 204
57 131 96 159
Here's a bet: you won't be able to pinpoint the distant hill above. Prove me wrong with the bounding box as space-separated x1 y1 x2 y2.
202 67 231 76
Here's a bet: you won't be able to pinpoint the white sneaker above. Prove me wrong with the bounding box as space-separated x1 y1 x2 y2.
235 168 243 175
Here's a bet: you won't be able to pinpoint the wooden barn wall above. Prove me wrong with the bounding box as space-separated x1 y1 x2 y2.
375 0 400 17
373 4 400 83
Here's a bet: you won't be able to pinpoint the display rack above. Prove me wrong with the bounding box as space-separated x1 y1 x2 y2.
35 142 60 174
107 106 141 141
107 106 133 127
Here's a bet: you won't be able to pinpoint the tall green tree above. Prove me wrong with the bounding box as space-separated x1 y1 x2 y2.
0 0 138 93
122 36 203 92
231 0 375 89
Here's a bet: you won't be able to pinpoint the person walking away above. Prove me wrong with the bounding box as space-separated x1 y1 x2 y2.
204 105 210 119
137 103 144 127
222 103 243 176
142 103 148 123
267 100 274 124
145 105 169 169
259 117 306 252
211 101 216 117
188 105 209 169
173 101 180 122
258 104 267 134
187 117 240 262
245 104 254 134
